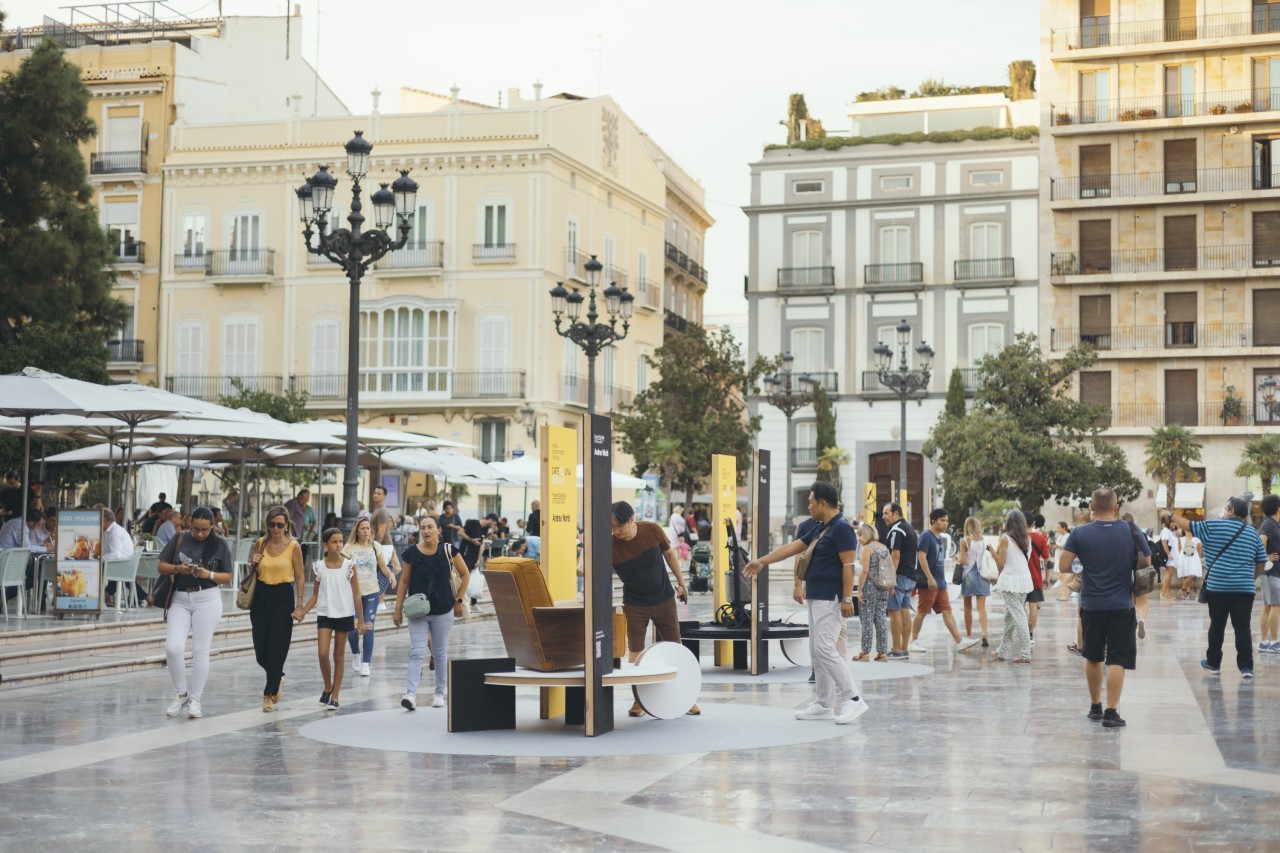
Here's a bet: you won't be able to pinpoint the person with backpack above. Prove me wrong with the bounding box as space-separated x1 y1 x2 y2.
853 523 892 661
958 516 996 646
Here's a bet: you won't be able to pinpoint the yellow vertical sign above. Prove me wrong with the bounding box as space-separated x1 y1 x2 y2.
863 482 877 525
711 454 736 666
541 424 578 602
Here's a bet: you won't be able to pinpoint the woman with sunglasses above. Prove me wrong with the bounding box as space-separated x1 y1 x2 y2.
250 506 305 712
158 506 233 720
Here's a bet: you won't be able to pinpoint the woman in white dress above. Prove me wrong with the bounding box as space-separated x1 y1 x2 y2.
1177 529 1203 599
1159 519 1180 600
993 510 1034 663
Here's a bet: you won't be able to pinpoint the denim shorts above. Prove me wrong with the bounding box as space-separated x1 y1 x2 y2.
960 567 990 597
888 574 916 611
1261 574 1280 606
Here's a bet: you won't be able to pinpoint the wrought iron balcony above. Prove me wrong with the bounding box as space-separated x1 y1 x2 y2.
777 266 835 290
954 257 1014 281
375 240 443 270
560 372 589 406
689 259 708 283
665 241 689 270
1103 401 1279 429
174 252 207 272
1052 87 1280 127
791 447 820 468
1050 244 1280 276
90 150 145 174
865 262 923 285
1049 324 1268 351
164 375 283 401
450 370 527 399
1049 166 1280 201
204 249 275 277
605 264 629 291
473 243 516 261
1051 11 1280 52
111 241 145 264
663 309 691 333
107 339 144 363
599 384 635 410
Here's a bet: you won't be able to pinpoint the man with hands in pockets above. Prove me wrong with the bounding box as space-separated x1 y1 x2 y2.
744 481 869 724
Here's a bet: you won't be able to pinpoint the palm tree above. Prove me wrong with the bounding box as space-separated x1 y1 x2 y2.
1144 425 1204 512
817 446 850 503
1235 433 1280 497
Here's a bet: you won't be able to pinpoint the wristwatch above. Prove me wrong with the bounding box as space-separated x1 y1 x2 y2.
842 596 854 603
455 597 463 603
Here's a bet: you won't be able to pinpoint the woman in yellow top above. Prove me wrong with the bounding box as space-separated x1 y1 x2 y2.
249 505 305 712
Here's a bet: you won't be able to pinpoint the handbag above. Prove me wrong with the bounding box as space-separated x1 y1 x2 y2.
235 539 266 611
793 520 832 581
979 547 999 582
1199 519 1249 604
1127 521 1156 597
951 560 964 586
154 532 186 620
402 593 430 619
445 543 470 621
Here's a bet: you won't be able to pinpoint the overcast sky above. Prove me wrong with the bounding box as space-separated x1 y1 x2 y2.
6 0 1039 317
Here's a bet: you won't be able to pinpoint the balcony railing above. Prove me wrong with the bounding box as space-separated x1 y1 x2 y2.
777 266 835 290
204 249 275 277
791 447 820 468
1052 87 1280 126
1048 166 1280 201
600 384 635 410
90 150 145 174
665 241 689 270
450 370 526 399
1050 244 1280 276
1103 401 1279 428
107 339 144 363
375 240 443 270
560 372 589 406
636 279 661 310
1051 12 1280 52
174 252 207 272
564 247 592 281
473 243 516 261
804 371 839 394
1049 324 1269 351
112 241 145 264
165 375 283 401
290 374 346 400
605 265 629 291
958 368 983 392
689 259 708 283
955 257 1014 281
664 309 691 333
865 262 923 285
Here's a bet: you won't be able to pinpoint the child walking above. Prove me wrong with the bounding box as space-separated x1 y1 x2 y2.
294 528 364 711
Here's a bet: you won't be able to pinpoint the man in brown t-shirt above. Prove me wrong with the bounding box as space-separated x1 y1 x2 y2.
610 501 699 717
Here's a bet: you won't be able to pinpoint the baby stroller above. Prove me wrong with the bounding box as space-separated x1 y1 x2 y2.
688 541 713 593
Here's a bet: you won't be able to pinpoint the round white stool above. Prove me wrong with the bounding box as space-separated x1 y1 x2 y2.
632 641 702 719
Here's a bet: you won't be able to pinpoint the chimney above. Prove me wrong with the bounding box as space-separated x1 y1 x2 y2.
533 79 543 100
293 3 301 14
371 87 381 114
450 84 460 105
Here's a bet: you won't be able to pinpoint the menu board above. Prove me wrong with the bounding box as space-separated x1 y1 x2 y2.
55 509 104 613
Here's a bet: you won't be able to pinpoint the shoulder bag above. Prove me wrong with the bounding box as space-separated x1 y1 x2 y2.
793 520 832 581
951 544 965 586
445 542 470 621
979 544 1000 582
151 532 182 621
1198 519 1249 604
871 544 896 591
1128 521 1156 597
235 539 266 611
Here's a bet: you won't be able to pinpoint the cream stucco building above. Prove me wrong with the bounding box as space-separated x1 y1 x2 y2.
1041 0 1280 517
157 85 712 512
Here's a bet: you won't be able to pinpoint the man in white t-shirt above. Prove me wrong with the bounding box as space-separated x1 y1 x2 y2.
1159 520 1178 600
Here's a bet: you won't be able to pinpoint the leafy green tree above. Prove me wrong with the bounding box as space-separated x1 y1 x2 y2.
1235 433 1280 497
812 382 839 488
817 446 849 503
924 334 1140 513
1144 425 1203 512
944 367 966 418
615 328 771 506
218 378 311 424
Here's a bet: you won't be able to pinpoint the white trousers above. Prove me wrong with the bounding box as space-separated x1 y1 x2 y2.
166 587 223 701
808 598 858 709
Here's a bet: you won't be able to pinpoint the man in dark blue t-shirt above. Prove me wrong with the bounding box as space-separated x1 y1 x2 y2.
911 509 981 655
1058 487 1151 729
746 482 867 725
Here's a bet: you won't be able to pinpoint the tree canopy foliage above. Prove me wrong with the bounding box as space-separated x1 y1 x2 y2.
1144 425 1204 512
924 334 1140 514
218 379 311 424
614 328 771 505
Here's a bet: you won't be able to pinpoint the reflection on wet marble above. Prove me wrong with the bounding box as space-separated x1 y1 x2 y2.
1 594 1279 850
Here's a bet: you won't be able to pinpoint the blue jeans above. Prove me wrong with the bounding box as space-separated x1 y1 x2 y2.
347 593 381 664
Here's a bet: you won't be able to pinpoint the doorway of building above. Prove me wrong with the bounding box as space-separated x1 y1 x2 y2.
870 451 923 531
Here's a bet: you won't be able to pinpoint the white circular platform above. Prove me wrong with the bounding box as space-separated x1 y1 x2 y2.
632 642 702 719
701 659 932 685
299 696 865 757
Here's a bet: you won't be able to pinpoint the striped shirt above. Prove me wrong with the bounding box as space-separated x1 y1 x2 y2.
1191 519 1266 593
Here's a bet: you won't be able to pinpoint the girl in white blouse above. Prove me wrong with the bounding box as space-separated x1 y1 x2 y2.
993 511 1034 663
294 528 365 711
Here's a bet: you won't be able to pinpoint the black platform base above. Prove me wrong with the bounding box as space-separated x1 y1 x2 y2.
448 657 516 732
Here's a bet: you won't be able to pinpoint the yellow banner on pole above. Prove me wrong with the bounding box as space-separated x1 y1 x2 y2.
863 482 876 524
711 454 736 666
541 424 577 604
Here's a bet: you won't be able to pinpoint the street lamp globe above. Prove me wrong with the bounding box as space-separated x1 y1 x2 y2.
896 319 912 348
781 351 795 372
308 165 337 217
295 181 314 224
370 183 395 230
619 288 635 320
602 282 623 316
916 341 935 370
873 342 892 371
391 169 418 219
344 130 372 179
549 283 569 316
584 254 603 287
566 289 585 321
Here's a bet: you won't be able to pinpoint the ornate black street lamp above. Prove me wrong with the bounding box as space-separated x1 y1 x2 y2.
763 352 813 538
550 255 633 414
873 319 934 514
296 130 418 530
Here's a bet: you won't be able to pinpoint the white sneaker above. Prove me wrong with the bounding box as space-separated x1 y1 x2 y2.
187 698 203 719
165 693 190 717
908 642 928 654
834 697 870 725
794 702 834 720
401 693 416 711
352 656 362 672
360 662 371 677
431 694 445 708
955 637 981 652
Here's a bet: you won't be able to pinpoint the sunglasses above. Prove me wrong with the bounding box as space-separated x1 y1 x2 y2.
267 521 287 529
190 525 213 534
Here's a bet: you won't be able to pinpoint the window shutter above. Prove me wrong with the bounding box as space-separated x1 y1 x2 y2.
1079 371 1111 405
1165 292 1197 323
1079 295 1111 348
1254 288 1280 345
1164 216 1197 270
1163 140 1197 192
1080 220 1111 271
1253 212 1280 265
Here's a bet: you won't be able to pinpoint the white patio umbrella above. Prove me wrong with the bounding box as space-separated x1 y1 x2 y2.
489 455 648 489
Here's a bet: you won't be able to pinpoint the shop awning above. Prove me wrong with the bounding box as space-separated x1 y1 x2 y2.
1155 482 1205 510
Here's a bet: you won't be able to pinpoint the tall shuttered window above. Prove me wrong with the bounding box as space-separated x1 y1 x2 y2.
1164 139 1197 193
1165 292 1198 347
1079 295 1112 350
1164 216 1197 271
1165 0 1198 39
1081 0 1111 47
1165 369 1199 426
1080 220 1112 272
1254 288 1280 345
1253 211 1280 265
1080 145 1111 198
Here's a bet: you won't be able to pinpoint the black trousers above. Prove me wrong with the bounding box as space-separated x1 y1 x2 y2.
1205 591 1255 672
251 582 296 696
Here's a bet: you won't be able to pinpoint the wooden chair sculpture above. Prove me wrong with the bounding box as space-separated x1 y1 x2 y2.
483 556 625 671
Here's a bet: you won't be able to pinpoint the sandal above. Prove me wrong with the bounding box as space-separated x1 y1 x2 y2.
628 701 646 718
1067 643 1082 656
990 652 1007 661
874 653 889 662
852 651 870 662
